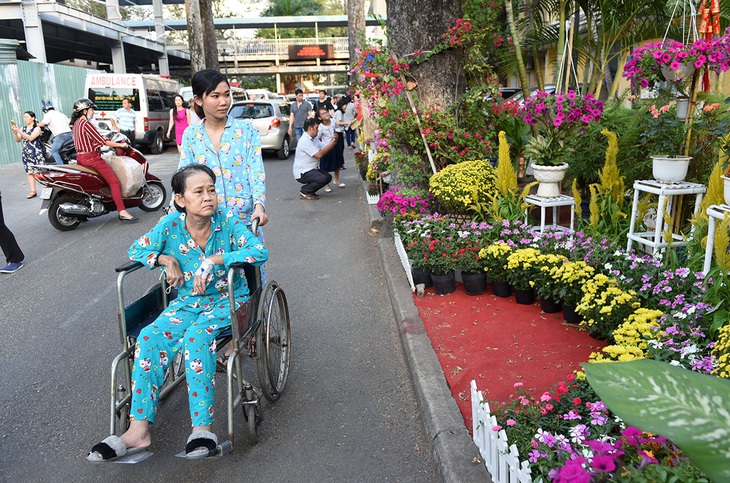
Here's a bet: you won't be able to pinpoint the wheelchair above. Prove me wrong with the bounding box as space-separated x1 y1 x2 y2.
108 232 291 455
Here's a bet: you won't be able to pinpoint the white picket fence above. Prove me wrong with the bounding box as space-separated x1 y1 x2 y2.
471 380 533 482
393 233 416 291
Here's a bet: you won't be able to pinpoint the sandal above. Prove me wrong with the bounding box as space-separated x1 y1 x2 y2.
87 435 146 462
185 430 218 459
26 192 37 199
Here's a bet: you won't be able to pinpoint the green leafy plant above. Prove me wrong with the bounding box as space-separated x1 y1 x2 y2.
640 103 689 158
585 359 730 482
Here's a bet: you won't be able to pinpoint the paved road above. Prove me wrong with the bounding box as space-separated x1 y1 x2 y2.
0 148 438 482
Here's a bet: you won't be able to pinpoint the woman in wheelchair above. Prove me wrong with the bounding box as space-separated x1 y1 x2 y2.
88 164 268 462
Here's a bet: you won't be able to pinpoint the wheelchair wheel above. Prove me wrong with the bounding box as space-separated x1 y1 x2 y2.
244 402 262 445
256 281 291 402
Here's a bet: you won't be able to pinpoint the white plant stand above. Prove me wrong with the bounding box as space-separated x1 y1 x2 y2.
524 194 575 235
626 180 705 256
702 204 730 274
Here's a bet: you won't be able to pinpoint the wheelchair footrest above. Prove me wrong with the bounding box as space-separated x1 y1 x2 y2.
175 440 232 458
113 450 154 464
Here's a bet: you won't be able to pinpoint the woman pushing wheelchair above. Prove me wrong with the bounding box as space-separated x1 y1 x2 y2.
88 164 267 462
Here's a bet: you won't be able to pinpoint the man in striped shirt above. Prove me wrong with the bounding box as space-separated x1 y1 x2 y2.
111 98 137 148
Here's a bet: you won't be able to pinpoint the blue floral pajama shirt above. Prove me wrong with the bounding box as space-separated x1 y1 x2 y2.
178 116 266 225
179 115 268 283
127 208 268 427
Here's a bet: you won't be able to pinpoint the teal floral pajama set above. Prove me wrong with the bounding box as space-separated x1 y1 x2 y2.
127 208 268 427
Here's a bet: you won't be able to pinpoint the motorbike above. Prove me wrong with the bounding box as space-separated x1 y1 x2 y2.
41 131 76 165
34 132 167 231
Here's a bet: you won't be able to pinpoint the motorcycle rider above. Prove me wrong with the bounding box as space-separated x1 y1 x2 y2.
38 102 73 165
70 99 139 223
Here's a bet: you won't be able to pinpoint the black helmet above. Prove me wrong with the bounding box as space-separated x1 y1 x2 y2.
73 98 96 112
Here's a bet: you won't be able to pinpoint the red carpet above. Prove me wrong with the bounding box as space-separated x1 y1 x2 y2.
414 283 607 428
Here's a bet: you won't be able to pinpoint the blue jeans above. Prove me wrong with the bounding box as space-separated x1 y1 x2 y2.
345 127 357 147
294 127 304 142
51 132 72 165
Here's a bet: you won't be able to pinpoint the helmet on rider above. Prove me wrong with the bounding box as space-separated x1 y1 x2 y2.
42 102 54 111
73 98 96 112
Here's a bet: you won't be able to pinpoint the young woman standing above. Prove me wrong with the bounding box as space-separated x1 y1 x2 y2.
167 94 191 153
10 111 44 198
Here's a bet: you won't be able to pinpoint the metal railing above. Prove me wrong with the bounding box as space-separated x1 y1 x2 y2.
218 37 349 57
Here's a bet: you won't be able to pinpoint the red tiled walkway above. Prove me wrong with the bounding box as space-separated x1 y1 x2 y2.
414 283 607 428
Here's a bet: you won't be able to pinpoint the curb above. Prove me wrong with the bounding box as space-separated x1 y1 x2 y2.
362 183 492 482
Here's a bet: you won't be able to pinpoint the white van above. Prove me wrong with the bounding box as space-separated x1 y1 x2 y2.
85 73 180 153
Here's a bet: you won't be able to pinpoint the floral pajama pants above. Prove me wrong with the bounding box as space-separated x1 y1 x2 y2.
129 297 240 427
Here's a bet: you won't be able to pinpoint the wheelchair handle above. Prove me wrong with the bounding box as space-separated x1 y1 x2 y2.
116 260 144 273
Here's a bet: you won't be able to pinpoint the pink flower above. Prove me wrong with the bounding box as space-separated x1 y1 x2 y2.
506 419 516 426
492 425 502 431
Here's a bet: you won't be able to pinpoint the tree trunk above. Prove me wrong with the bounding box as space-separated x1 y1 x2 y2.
347 0 366 85
185 0 205 74
387 0 465 111
505 0 530 102
199 0 219 70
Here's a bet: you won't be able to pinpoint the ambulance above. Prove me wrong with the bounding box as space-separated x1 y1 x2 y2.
84 73 180 153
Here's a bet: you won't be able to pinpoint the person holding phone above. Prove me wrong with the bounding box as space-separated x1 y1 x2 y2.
10 111 44 199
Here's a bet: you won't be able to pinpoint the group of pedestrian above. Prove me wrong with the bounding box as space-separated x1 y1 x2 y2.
289 88 362 199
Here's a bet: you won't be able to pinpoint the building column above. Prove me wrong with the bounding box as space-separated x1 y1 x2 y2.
152 0 169 75
20 0 47 63
106 0 126 72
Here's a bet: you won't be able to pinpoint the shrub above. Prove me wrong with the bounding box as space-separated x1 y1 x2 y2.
429 159 497 214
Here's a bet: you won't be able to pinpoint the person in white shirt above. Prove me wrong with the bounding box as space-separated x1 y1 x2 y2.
292 118 338 200
38 102 73 165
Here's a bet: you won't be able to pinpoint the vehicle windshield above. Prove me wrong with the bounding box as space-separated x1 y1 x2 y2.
88 88 141 111
229 104 274 120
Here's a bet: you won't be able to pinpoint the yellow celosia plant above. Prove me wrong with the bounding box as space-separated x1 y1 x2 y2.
485 131 536 221
589 308 664 363
428 159 497 213
585 129 628 239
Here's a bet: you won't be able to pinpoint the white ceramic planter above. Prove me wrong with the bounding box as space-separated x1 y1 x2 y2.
651 155 691 184
531 163 569 198
722 175 730 206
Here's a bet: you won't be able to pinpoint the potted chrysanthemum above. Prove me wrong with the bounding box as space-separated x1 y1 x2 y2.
478 242 514 297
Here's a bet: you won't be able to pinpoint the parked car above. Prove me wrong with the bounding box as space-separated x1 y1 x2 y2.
484 87 522 102
509 84 558 105
229 100 296 159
